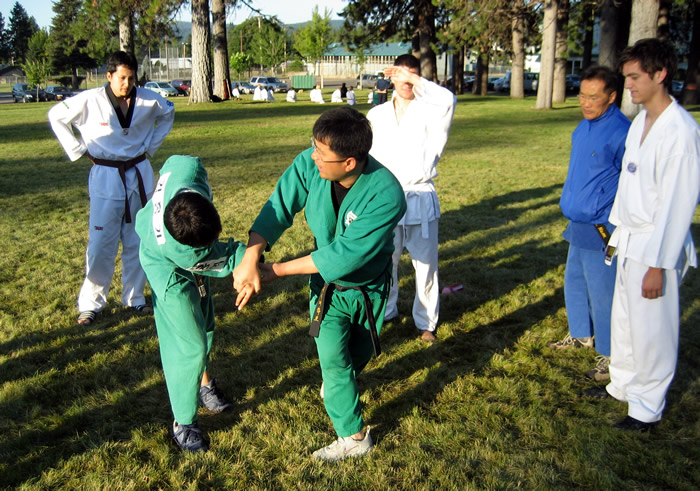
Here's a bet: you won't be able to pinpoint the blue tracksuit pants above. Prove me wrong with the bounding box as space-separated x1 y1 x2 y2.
563 244 616 357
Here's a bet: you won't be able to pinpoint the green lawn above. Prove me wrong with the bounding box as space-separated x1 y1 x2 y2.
0 94 699 489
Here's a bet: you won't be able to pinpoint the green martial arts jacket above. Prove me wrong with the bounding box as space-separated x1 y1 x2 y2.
252 148 407 288
135 155 246 299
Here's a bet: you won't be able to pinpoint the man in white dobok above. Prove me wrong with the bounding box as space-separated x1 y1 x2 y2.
367 54 456 342
584 38 699 433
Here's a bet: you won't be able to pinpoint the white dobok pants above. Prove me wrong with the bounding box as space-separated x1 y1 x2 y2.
385 220 439 332
77 189 147 312
606 257 681 423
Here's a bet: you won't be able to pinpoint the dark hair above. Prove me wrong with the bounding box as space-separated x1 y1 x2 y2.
107 51 138 75
312 107 372 165
581 65 619 95
618 38 676 91
164 192 222 247
394 54 421 75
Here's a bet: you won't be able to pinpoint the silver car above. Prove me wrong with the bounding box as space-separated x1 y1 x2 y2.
144 81 179 97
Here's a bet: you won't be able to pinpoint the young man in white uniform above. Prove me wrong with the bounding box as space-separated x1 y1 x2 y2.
49 51 175 326
367 54 456 342
586 39 699 432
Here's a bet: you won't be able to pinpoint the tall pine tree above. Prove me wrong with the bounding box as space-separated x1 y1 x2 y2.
49 0 96 89
8 2 38 64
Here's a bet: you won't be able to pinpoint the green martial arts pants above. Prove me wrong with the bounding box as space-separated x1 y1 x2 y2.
152 274 214 425
310 280 388 437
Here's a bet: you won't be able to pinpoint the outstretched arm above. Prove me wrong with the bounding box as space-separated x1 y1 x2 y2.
232 231 268 309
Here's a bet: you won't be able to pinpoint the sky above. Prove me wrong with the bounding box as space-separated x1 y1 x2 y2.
0 0 348 29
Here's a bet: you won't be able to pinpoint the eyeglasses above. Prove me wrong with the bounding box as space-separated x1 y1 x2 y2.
577 94 603 103
310 137 348 163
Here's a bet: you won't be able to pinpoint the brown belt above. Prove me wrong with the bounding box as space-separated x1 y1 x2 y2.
90 153 148 223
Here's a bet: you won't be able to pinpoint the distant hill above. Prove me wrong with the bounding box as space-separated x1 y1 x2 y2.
171 19 345 41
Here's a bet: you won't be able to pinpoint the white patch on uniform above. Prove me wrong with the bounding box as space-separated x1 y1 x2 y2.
186 257 227 272
152 172 171 245
345 210 358 227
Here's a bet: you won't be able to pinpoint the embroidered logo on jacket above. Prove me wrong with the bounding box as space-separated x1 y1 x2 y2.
345 210 358 226
187 257 227 272
627 162 637 174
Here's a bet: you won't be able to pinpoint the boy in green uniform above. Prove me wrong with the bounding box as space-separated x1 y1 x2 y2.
135 155 247 452
233 107 406 461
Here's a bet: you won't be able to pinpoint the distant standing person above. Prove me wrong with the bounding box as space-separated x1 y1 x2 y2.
375 73 389 105
550 65 630 383
346 87 356 106
48 50 175 326
340 82 348 100
367 54 456 342
585 38 699 432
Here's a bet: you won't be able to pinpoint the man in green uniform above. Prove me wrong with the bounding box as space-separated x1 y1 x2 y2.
233 107 406 461
135 155 247 452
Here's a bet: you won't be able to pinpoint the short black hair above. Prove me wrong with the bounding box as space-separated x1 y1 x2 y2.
618 38 676 92
394 54 420 75
164 192 222 247
107 51 138 75
581 65 619 95
312 107 373 165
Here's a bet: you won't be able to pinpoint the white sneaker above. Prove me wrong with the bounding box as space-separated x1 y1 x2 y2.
312 427 373 461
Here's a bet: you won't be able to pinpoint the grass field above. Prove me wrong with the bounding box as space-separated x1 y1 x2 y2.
0 92 699 489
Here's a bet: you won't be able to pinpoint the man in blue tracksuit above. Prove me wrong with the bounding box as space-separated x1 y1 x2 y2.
550 65 630 381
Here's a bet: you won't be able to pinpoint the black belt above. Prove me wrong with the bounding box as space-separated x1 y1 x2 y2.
309 283 382 357
594 223 611 246
90 153 148 223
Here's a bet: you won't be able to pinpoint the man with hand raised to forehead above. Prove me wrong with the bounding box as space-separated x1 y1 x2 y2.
49 51 175 327
550 65 630 384
593 38 699 432
232 107 406 461
367 54 456 342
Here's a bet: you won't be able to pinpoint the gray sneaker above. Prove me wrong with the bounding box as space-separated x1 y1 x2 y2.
548 334 594 350
199 378 233 413
172 420 209 452
312 427 374 462
585 355 610 381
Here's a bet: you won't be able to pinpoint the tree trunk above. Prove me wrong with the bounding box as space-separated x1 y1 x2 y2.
452 48 465 94
190 0 212 103
581 1 594 70
682 0 699 105
553 0 569 103
473 50 489 96
598 0 630 70
119 12 134 58
536 0 557 109
621 0 660 118
416 0 437 81
657 0 671 40
212 0 229 100
511 7 525 99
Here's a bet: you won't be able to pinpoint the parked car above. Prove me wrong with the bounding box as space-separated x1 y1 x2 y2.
672 79 684 97
496 71 539 92
250 76 288 92
443 75 474 93
144 81 179 97
170 79 191 95
565 74 581 92
235 81 256 94
45 85 74 101
357 73 378 88
12 83 46 103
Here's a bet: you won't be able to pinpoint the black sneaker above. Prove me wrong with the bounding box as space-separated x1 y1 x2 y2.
199 378 233 413
614 416 657 433
172 420 209 452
